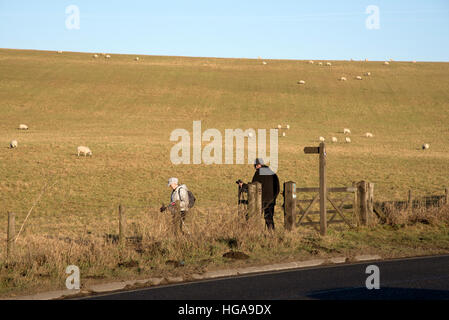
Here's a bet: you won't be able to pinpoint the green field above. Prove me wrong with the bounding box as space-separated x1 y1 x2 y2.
0 49 448 296
1 49 448 218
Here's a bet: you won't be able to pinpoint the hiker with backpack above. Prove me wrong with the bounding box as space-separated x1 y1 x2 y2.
160 177 195 233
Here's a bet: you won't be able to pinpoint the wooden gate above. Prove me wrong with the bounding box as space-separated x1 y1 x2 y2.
284 181 375 234
295 186 356 230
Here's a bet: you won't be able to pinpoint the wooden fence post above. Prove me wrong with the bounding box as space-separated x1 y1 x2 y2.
7 212 15 260
356 181 368 225
254 182 262 215
283 181 296 231
119 204 126 245
352 182 360 226
367 182 375 226
445 188 448 205
355 181 375 226
319 142 327 236
247 183 257 218
408 190 413 212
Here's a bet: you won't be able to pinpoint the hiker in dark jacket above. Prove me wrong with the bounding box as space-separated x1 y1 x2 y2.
240 158 280 230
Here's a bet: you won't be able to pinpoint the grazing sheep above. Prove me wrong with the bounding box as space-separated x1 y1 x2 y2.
318 62 323 66
339 77 347 81
356 76 363 80
308 60 314 64
365 72 371 76
77 146 92 157
93 54 99 58
298 80 305 85
343 128 351 134
345 137 351 143
57 51 63 54
10 140 18 148
262 61 267 65
286 125 290 129
326 62 332 66
277 124 282 129
331 137 338 143
105 55 111 59
384 61 389 65
422 143 430 150
18 124 28 130
365 132 374 138
319 136 325 142
282 132 286 137
412 60 417 63
135 57 140 61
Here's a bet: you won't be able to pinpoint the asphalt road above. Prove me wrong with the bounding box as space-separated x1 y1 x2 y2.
84 254 449 300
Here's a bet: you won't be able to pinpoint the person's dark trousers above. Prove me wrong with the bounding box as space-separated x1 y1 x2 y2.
264 203 275 230
170 208 187 235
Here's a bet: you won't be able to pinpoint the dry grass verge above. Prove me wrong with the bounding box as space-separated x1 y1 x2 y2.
1 204 449 298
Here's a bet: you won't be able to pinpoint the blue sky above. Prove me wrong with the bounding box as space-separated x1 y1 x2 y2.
1 0 448 61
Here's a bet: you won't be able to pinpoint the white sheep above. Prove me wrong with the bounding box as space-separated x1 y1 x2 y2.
365 72 371 76
343 128 351 134
18 124 28 130
308 60 314 64
422 143 430 150
286 124 290 129
318 62 323 66
262 61 267 65
384 61 390 65
77 146 92 157
331 137 338 143
57 51 63 54
105 55 111 59
356 76 363 80
365 132 374 138
135 57 140 61
345 137 351 143
319 136 325 142
10 140 18 148
326 62 332 66
282 132 286 137
277 124 282 129
340 77 347 81
298 80 305 85
93 54 99 58
412 60 417 63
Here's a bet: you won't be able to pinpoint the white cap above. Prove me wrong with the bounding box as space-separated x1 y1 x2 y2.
168 177 178 186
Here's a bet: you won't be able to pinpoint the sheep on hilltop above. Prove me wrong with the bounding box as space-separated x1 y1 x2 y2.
77 146 92 157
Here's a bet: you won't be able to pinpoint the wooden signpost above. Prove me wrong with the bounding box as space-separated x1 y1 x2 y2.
304 142 327 236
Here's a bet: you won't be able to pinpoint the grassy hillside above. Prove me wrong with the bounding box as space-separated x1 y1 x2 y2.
0 49 448 224
0 49 449 296
1 49 448 217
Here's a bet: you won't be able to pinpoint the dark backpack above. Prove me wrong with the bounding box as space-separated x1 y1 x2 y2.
178 187 196 209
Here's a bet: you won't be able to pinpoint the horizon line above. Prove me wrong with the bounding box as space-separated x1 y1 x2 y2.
1 47 448 63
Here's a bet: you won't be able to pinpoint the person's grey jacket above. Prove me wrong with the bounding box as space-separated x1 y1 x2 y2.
170 184 190 212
